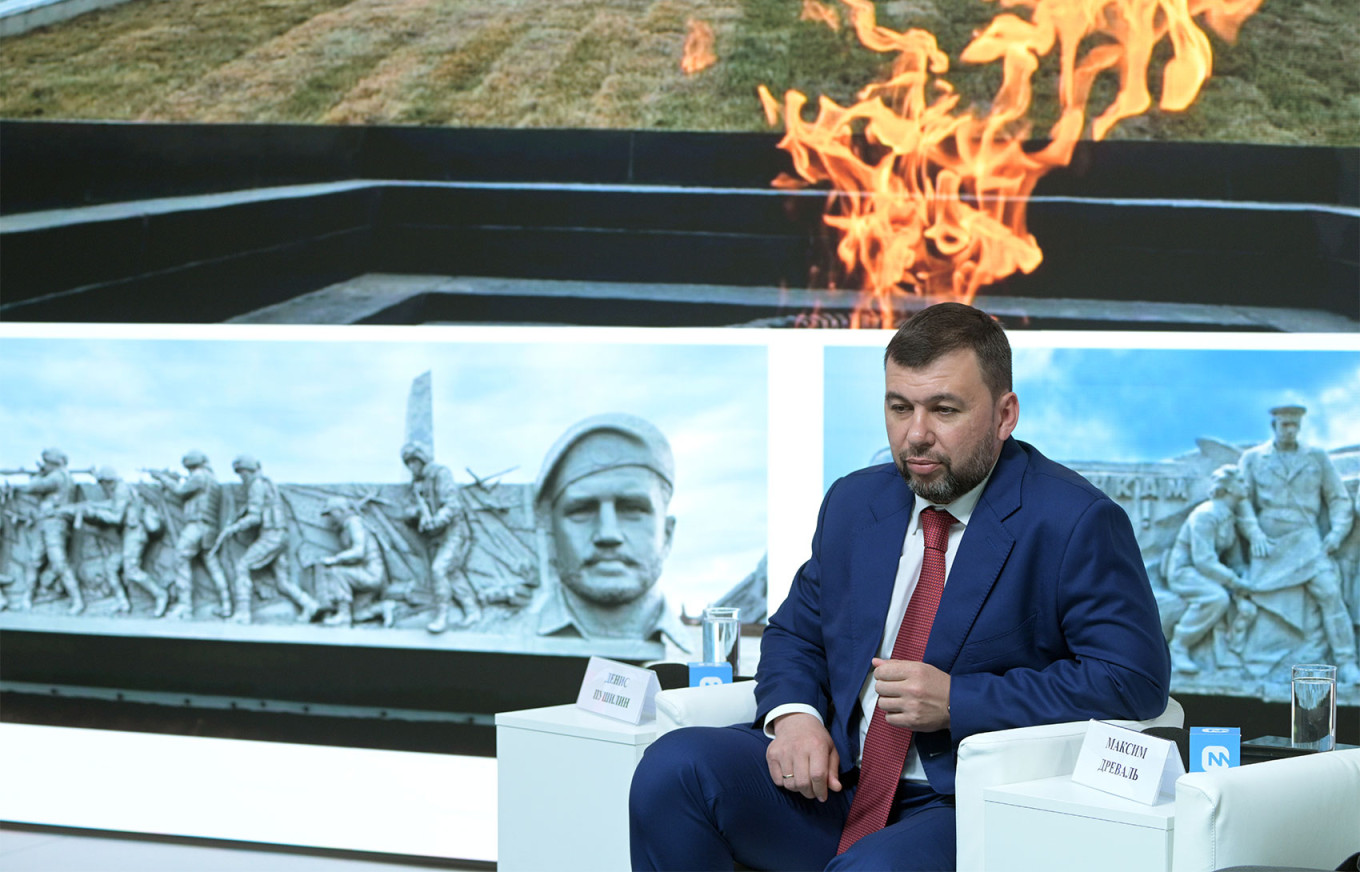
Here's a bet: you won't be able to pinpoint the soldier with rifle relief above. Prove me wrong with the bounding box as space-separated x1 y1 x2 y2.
147 450 231 620
215 455 319 625
5 449 86 614
400 441 481 634
57 466 169 616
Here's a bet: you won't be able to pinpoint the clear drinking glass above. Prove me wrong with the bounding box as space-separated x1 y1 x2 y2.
701 606 741 675
1291 664 1337 751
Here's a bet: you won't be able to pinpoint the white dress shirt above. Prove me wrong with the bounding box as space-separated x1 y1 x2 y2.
765 464 996 783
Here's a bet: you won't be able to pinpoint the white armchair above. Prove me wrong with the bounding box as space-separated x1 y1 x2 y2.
954 697 1183 871
655 680 758 735
652 682 1184 872
1172 748 1360 872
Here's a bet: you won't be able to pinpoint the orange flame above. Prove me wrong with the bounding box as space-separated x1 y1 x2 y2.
682 19 717 75
764 0 1263 326
964 0 1263 141
800 0 842 31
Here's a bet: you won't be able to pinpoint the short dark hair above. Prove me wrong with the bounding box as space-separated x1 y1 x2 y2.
883 302 1012 399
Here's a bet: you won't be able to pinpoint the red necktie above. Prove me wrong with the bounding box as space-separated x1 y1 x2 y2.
837 507 956 854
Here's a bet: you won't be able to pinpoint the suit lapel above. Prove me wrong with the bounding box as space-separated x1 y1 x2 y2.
845 472 914 680
925 439 1024 671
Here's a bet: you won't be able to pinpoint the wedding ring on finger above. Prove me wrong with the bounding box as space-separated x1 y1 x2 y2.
782 774 794 779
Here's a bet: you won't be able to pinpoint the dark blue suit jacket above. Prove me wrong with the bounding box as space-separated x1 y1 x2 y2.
754 438 1171 795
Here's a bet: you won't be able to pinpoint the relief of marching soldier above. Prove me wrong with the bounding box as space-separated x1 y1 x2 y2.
56 466 169 616
214 455 320 625
1 448 542 637
2 449 87 614
399 442 481 634
147 450 232 620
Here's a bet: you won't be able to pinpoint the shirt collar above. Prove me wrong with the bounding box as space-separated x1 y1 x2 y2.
908 456 998 535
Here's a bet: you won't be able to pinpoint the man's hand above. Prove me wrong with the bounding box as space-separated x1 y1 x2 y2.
871 658 951 732
1249 532 1273 558
766 713 842 802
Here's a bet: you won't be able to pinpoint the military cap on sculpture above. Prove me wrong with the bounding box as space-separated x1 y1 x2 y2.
231 454 261 472
534 413 676 513
400 442 434 465
1269 405 1307 421
96 465 120 482
181 449 209 469
321 496 356 517
1209 464 1242 492
40 447 68 466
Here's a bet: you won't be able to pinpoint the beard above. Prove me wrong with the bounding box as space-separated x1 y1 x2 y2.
896 436 998 505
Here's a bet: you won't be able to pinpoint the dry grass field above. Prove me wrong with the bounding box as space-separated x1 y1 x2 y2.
0 0 1356 144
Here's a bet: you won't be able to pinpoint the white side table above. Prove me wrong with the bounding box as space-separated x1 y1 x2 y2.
496 704 660 872
983 775 1176 872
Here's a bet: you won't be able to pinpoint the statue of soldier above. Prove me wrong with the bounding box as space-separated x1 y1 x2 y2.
531 414 688 649
215 455 319 625
1238 405 1358 684
60 466 169 616
399 442 480 634
1165 465 1249 674
15 448 84 614
315 496 394 628
149 450 231 620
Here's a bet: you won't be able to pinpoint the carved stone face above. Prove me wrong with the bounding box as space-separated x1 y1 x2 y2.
405 457 426 479
1209 467 1245 501
1271 416 1302 450
549 465 675 606
885 348 1018 505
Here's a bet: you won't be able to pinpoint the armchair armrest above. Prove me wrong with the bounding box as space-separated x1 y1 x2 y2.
1173 748 1360 872
652 684 1191 872
655 682 757 736
955 697 1183 872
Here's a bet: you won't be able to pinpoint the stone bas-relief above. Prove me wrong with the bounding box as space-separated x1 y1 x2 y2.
1075 404 1360 703
0 413 736 660
4 449 92 614
532 414 689 651
398 441 481 634
0 450 535 634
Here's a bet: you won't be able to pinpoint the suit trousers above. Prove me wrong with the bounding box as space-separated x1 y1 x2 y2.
629 724 956 871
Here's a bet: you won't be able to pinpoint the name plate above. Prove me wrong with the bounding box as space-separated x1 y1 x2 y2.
1072 720 1184 805
575 656 660 725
